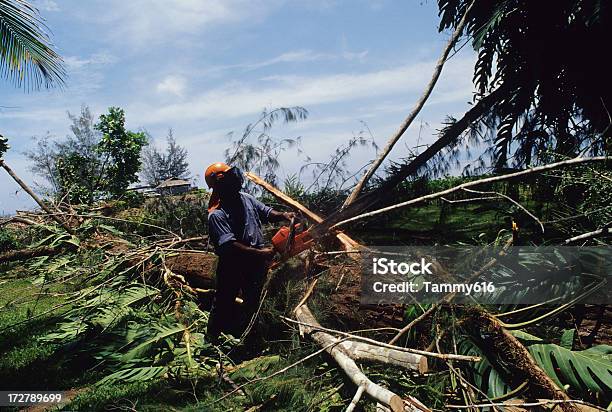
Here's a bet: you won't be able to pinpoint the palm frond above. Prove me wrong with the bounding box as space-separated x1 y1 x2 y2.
0 0 66 90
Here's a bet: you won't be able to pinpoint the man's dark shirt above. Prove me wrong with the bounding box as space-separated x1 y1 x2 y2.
208 192 272 253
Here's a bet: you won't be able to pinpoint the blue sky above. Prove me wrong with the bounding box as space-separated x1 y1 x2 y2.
0 0 478 215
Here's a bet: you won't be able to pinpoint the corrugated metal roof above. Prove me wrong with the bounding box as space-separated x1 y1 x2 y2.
156 178 191 188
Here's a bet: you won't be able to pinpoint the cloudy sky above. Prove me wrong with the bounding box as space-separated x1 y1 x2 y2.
0 0 478 215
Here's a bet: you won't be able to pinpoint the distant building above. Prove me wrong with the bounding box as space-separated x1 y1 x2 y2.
156 178 192 195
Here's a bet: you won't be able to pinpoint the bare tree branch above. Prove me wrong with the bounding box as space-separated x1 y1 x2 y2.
0 159 75 234
330 156 608 229
343 0 476 207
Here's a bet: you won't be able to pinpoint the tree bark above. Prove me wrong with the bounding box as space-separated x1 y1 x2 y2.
341 340 428 373
295 305 428 412
463 307 578 412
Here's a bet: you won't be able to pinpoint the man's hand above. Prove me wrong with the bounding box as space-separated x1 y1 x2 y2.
258 246 276 261
282 211 296 222
269 209 297 223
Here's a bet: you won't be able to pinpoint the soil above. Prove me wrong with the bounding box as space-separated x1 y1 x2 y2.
575 305 612 347
165 252 218 290
325 261 405 331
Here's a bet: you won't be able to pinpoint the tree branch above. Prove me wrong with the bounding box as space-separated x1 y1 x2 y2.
0 159 75 234
330 156 608 229
343 0 476 207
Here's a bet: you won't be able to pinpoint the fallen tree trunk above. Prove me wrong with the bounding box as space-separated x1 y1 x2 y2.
295 305 428 412
0 246 62 263
462 307 578 412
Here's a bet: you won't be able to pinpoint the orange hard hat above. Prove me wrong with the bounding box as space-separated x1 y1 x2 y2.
205 162 231 188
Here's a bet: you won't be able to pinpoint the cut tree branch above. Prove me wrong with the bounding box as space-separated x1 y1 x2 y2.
564 227 611 244
462 188 544 233
343 0 476 207
295 305 428 412
245 171 360 251
283 315 480 362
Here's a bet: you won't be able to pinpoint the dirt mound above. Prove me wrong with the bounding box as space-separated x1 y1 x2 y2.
326 262 405 331
166 252 217 289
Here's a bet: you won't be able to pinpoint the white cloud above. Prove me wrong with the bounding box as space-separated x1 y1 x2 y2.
33 0 59 12
64 52 116 70
131 55 475 124
245 49 368 69
99 0 280 47
197 49 369 78
61 52 117 94
156 75 187 97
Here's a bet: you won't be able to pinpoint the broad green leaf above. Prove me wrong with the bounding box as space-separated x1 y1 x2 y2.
560 329 575 350
121 324 185 362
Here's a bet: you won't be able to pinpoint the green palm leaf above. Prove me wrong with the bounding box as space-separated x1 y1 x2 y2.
96 366 168 385
0 0 65 89
121 324 186 362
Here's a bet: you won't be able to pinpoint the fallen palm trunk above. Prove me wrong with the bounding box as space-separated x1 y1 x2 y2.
0 245 63 263
462 307 578 412
295 305 429 412
0 159 75 235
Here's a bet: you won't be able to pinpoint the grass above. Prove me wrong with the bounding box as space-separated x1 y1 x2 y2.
355 200 548 245
0 271 76 406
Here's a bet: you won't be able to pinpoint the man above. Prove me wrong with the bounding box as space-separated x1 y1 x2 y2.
205 162 294 340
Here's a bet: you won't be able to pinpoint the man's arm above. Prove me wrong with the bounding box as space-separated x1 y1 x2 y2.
268 210 296 223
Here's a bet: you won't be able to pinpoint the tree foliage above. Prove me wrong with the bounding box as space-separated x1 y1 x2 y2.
0 134 9 158
438 0 611 169
94 107 147 198
27 106 147 204
225 107 308 189
0 0 66 90
140 129 190 187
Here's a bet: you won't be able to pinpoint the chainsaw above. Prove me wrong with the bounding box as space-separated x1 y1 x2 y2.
271 216 314 258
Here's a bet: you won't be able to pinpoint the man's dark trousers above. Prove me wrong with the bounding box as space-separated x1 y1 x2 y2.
207 254 268 339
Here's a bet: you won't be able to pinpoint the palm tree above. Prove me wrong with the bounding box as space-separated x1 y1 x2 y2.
0 0 66 90
437 0 611 168
1 0 71 232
